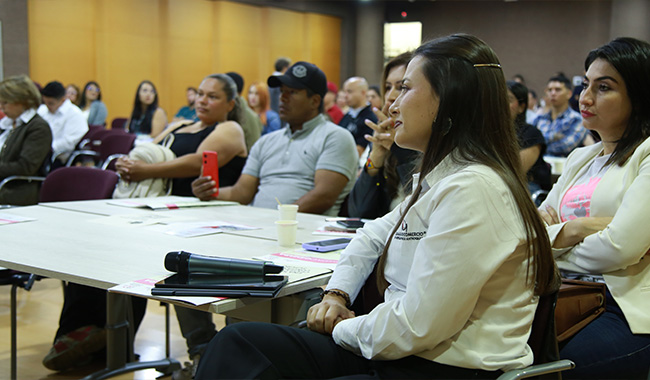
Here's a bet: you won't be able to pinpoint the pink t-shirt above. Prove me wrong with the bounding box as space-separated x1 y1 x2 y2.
560 154 611 223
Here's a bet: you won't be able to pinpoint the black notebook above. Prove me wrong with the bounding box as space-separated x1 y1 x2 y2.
151 273 288 298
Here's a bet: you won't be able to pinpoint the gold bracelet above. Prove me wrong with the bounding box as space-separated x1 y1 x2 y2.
321 289 351 308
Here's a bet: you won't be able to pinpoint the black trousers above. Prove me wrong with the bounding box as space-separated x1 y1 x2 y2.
195 322 500 380
55 282 147 341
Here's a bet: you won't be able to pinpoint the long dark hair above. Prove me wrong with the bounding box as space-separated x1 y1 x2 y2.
78 81 101 109
128 80 159 132
507 80 529 127
584 37 650 166
376 34 555 296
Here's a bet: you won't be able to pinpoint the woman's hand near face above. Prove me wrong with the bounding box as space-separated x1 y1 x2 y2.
363 107 395 175
306 293 355 335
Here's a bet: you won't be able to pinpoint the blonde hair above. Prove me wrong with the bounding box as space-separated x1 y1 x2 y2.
0 75 42 110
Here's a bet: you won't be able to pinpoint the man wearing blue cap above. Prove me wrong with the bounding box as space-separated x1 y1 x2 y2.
192 61 358 216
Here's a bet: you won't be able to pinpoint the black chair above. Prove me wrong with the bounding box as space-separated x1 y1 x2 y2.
497 291 574 379
0 271 41 380
0 151 53 207
532 190 550 207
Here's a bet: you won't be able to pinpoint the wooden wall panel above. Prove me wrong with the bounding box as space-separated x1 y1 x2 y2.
305 13 342 87
27 0 342 124
28 0 96 87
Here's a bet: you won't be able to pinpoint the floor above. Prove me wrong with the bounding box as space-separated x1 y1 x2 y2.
0 278 225 379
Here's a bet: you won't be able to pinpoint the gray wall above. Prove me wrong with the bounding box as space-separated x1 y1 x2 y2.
610 0 650 40
354 2 385 86
386 1 611 95
384 0 649 95
0 0 29 79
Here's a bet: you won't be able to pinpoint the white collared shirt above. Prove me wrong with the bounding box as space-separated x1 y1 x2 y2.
0 108 37 155
37 99 88 158
328 155 537 371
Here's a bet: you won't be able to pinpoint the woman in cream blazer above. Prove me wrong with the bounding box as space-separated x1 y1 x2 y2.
540 37 650 379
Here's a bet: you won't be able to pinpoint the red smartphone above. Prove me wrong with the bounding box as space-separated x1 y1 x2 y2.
202 151 219 197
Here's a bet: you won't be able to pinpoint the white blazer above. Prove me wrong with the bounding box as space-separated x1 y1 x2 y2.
541 138 650 334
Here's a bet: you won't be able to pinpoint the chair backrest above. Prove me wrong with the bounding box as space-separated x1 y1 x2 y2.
529 291 560 366
39 167 119 202
88 129 128 152
111 117 128 130
76 125 105 150
99 133 136 162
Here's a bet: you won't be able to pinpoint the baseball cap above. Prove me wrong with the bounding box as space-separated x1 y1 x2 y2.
268 61 327 98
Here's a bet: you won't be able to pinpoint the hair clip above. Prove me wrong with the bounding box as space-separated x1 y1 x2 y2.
473 63 502 68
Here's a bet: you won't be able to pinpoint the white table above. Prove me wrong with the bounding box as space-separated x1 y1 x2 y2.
39 196 334 244
0 203 334 379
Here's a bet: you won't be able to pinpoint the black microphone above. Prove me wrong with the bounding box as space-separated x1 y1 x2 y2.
164 251 283 276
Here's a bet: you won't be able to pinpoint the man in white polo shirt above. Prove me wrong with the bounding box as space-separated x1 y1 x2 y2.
38 81 88 167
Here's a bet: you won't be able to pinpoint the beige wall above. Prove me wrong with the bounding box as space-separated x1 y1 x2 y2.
26 0 341 124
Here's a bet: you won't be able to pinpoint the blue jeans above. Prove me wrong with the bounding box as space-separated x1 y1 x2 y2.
560 289 650 379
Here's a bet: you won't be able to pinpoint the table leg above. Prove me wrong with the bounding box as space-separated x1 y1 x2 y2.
81 293 180 380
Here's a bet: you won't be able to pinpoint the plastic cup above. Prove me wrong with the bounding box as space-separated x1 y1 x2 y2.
275 220 298 247
277 204 299 220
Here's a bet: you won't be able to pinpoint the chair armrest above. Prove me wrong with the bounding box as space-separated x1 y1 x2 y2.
101 153 127 171
531 190 549 207
0 175 46 192
497 359 575 380
65 150 100 167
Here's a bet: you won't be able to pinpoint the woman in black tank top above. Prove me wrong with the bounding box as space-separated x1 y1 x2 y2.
115 74 248 195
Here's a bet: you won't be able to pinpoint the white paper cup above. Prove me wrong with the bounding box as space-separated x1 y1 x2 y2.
275 220 298 247
277 204 299 220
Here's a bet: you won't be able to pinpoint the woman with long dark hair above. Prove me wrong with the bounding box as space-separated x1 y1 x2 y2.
347 51 421 218
116 74 247 196
126 80 167 138
506 80 551 193
195 34 556 379
540 37 650 379
78 81 108 126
